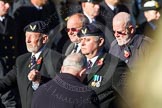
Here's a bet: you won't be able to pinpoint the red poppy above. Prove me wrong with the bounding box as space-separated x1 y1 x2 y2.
124 50 130 58
97 58 104 66
37 57 42 65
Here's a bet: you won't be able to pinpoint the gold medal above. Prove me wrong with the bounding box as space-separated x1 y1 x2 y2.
91 81 96 87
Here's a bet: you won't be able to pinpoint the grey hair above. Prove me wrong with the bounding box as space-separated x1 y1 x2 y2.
113 12 136 28
63 53 86 70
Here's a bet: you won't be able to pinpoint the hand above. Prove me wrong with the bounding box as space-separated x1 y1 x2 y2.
28 69 41 83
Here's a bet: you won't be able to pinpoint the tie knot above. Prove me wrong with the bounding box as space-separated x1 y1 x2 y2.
87 60 92 69
31 55 36 61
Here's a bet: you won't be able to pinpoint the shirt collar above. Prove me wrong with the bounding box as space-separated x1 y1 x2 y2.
32 47 45 60
0 16 5 22
87 55 99 67
34 5 43 10
83 12 95 23
106 3 116 11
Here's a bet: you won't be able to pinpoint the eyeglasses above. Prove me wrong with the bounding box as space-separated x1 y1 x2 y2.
113 31 127 35
66 28 80 32
113 29 128 35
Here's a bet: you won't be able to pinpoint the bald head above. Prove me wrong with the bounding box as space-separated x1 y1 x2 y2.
62 53 86 72
113 12 131 28
67 13 88 28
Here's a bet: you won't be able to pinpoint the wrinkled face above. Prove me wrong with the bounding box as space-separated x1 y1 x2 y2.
25 32 44 53
80 36 103 58
67 19 82 43
0 1 10 16
113 21 130 46
82 2 100 19
146 10 161 21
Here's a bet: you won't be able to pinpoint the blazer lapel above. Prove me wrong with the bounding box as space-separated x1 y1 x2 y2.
87 53 107 82
65 43 75 56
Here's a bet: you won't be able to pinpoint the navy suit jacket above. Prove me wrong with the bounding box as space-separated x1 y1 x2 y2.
31 73 99 108
85 52 130 108
0 48 65 108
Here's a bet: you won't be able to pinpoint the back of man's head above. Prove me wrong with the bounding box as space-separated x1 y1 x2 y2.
61 53 86 74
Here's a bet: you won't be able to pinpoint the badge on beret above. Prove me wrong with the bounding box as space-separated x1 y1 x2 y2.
30 25 37 31
81 28 87 35
155 2 159 8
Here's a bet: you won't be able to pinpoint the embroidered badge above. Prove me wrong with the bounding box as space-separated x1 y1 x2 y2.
30 25 36 31
81 28 87 35
155 2 159 8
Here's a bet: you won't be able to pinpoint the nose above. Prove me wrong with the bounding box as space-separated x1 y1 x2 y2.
157 12 161 18
26 35 31 43
68 30 74 35
80 39 85 46
114 31 120 38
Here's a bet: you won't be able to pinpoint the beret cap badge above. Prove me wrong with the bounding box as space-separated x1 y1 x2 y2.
155 2 159 8
81 28 87 35
29 25 37 31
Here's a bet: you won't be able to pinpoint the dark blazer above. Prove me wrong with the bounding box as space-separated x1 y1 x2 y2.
0 14 17 71
47 21 70 54
14 0 60 55
135 18 160 39
85 52 129 108
31 73 99 108
0 48 65 108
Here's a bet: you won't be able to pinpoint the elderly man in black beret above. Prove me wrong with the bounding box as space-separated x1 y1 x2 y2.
78 23 130 108
0 21 65 108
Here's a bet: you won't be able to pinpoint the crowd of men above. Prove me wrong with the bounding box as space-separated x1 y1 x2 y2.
0 0 161 108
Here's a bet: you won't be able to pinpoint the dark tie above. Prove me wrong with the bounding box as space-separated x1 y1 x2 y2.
87 60 92 70
73 44 78 53
113 7 118 15
30 55 36 70
83 60 92 84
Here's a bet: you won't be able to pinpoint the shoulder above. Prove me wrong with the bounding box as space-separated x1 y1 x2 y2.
16 53 30 62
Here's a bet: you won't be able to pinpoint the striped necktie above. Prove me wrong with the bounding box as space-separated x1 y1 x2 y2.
30 55 36 69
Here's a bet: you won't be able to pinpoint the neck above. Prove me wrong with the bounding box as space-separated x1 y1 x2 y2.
86 50 99 59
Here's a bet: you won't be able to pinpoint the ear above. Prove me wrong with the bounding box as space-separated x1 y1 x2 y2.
98 38 104 47
128 25 135 34
81 3 86 9
60 66 64 72
79 68 86 77
42 35 48 44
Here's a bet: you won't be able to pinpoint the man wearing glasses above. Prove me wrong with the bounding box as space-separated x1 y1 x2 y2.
64 13 89 55
109 12 152 70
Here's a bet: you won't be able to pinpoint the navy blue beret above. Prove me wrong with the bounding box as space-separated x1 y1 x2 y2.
24 21 48 34
78 23 104 38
